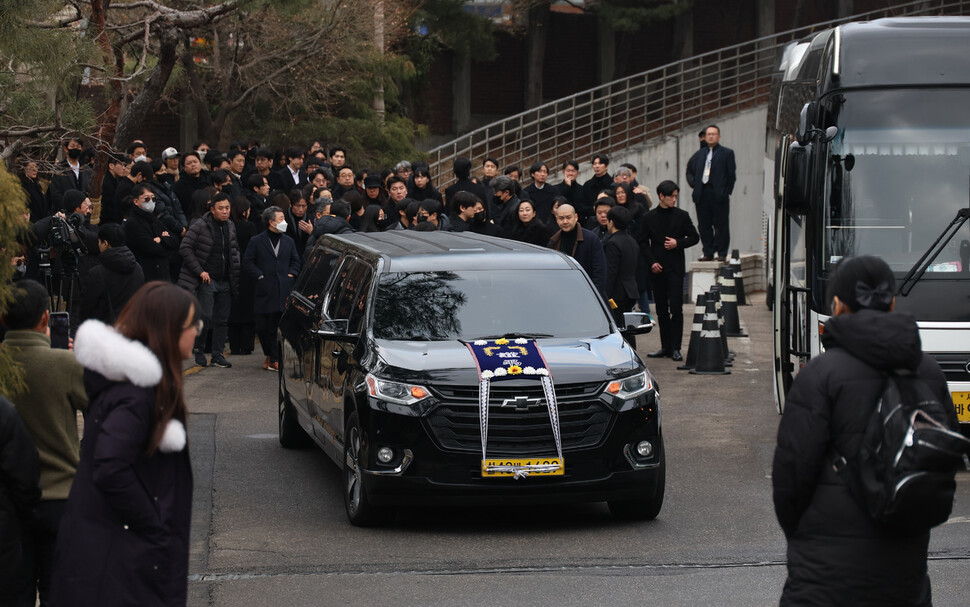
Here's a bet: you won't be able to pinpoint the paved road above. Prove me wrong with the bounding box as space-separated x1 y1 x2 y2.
183 294 970 606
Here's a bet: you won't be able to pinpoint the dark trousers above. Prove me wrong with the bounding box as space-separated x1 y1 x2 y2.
195 279 232 356
696 188 730 258
653 271 685 351
228 322 256 354
256 311 283 362
15 500 65 607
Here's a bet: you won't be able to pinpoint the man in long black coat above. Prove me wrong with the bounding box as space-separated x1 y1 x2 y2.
243 206 301 371
48 137 91 212
548 203 607 301
685 124 736 261
603 205 640 346
639 180 699 361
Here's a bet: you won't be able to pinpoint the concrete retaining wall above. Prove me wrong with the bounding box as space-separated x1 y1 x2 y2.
567 107 768 260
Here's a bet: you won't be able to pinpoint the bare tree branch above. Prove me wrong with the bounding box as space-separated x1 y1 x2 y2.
0 125 70 137
27 2 84 29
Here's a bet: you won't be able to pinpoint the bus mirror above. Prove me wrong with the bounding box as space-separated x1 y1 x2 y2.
784 141 814 215
796 102 817 145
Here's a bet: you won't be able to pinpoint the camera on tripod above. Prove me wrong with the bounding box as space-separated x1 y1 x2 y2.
47 212 89 259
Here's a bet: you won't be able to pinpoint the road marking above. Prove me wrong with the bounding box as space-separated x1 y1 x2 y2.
246 434 278 440
187 554 970 582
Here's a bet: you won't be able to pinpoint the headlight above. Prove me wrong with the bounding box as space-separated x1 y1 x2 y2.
365 373 431 406
605 371 652 400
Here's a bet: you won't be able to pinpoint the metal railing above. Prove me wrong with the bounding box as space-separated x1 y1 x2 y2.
427 0 970 189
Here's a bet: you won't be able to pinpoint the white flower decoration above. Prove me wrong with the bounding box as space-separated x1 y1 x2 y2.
515 338 528 344
493 367 508 377
481 370 494 379
537 368 549 376
474 340 487 346
523 366 536 375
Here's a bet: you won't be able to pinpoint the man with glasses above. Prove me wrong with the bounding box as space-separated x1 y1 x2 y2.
125 183 178 282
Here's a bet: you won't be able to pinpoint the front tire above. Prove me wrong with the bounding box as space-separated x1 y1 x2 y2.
278 365 311 449
344 411 388 527
608 440 666 520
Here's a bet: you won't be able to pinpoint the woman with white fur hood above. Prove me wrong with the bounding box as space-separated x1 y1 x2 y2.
50 282 199 607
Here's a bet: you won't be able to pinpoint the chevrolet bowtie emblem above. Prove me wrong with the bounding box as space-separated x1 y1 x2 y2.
501 396 543 411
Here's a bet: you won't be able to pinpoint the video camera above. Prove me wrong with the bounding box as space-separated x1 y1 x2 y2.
38 212 88 276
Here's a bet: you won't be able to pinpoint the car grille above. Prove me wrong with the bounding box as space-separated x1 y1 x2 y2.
426 381 612 456
927 352 970 383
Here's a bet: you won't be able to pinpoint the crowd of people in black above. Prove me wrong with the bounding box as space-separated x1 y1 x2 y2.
11 135 705 366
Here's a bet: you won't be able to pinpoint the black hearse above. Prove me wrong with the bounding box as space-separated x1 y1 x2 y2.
277 231 662 526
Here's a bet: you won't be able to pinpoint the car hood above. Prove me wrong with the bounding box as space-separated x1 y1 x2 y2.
370 333 642 386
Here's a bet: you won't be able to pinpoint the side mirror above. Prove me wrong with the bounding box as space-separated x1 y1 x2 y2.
784 140 814 215
621 312 653 336
795 101 817 145
313 319 359 341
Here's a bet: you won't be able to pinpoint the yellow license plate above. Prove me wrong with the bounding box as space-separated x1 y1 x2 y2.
481 457 564 477
953 392 970 423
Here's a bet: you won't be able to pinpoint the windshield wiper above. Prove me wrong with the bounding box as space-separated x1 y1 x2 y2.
471 332 554 341
898 208 970 297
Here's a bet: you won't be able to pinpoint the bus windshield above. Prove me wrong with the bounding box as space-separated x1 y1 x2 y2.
822 89 970 276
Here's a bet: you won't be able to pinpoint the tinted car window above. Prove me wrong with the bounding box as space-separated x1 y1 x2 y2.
373 270 610 341
326 258 372 325
295 245 339 300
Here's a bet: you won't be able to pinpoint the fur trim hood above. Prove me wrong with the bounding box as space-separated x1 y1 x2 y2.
74 319 163 388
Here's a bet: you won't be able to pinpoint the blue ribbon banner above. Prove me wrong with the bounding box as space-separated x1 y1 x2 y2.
463 338 563 478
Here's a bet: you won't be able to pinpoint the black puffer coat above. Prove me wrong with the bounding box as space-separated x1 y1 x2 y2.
80 246 145 324
177 212 241 294
772 310 956 606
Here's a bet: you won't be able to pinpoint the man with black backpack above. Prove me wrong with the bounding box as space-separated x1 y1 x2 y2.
772 255 968 606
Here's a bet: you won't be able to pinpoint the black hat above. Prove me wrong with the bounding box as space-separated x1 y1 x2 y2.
62 189 87 212
363 176 382 189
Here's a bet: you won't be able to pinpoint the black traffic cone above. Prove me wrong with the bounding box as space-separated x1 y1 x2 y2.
730 249 748 305
678 293 706 371
708 286 734 366
718 266 748 337
690 295 730 375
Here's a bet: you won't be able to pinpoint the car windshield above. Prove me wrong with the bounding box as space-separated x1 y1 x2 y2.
822 89 970 274
373 270 611 341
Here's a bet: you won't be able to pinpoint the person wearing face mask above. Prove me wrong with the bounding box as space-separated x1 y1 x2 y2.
125 183 179 282
48 136 92 212
127 141 149 164
448 192 480 232
110 161 154 225
79 223 145 324
242 206 301 372
415 199 450 231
